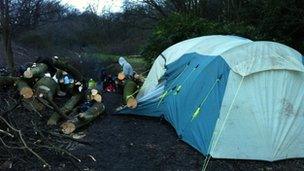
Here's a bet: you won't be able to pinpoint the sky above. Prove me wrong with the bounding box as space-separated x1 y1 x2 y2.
60 0 124 14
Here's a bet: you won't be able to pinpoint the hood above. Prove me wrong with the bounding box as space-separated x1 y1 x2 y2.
118 57 127 66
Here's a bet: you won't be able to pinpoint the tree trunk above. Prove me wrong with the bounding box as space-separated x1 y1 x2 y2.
34 77 57 100
47 93 84 125
23 63 48 78
60 102 105 134
0 0 14 75
123 79 138 109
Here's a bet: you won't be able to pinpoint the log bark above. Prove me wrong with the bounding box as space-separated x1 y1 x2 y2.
34 77 57 100
60 102 105 134
52 58 83 81
23 63 48 78
123 79 138 109
15 79 33 99
0 76 18 87
47 93 84 125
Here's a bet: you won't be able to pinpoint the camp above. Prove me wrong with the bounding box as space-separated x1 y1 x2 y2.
119 35 304 161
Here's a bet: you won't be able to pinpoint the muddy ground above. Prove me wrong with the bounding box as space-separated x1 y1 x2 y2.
4 92 303 171
60 93 304 171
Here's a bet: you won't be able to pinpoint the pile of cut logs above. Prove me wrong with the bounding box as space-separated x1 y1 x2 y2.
0 56 105 134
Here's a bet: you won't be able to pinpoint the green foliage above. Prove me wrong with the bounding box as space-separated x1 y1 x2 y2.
142 13 260 64
142 0 304 64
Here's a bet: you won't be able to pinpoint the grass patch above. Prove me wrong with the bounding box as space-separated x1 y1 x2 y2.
85 53 149 74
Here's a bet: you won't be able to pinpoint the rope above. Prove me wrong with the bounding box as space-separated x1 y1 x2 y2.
192 78 221 121
157 62 191 107
201 76 244 171
126 89 140 100
174 64 199 95
160 53 167 64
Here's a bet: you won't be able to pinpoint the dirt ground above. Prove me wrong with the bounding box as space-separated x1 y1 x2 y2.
1 85 304 171
57 92 204 170
63 93 304 171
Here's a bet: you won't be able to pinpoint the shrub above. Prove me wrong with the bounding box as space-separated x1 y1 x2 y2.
142 13 262 64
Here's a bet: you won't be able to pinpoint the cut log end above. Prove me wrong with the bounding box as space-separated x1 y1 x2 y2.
20 87 33 99
61 122 76 134
127 97 137 109
23 70 33 78
92 94 102 103
118 72 125 80
91 89 98 96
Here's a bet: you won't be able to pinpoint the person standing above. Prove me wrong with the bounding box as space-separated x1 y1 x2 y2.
118 57 134 79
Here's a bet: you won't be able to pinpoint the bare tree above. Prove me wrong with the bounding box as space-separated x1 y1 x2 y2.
0 0 14 74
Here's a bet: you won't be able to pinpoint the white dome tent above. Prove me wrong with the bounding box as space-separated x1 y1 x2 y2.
118 35 304 161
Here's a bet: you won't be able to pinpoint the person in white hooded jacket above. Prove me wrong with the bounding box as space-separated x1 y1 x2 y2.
118 57 134 79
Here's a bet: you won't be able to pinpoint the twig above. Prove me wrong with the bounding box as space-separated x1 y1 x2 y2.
0 115 50 168
36 97 54 110
0 129 14 137
0 137 25 149
43 131 92 146
37 144 81 163
0 98 21 116
22 99 43 117
31 120 45 139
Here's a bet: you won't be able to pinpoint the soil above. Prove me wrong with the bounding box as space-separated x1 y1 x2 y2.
5 92 303 171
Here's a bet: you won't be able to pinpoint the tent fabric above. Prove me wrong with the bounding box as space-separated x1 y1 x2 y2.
210 70 304 161
161 53 230 154
137 35 252 99
221 41 304 76
117 35 304 161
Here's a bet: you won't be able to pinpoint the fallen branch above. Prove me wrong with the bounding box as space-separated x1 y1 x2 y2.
43 131 92 146
0 115 50 168
0 97 21 116
0 129 14 137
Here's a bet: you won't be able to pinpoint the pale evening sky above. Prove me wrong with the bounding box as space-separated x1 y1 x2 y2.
60 0 124 13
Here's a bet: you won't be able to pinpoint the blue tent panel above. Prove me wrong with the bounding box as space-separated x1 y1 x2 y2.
161 53 230 154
